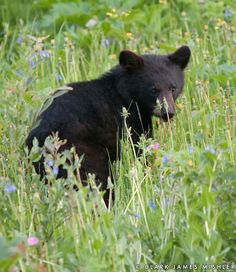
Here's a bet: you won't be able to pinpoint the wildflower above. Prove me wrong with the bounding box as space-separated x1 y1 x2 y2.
4 184 16 193
224 9 233 20
50 39 55 45
188 145 193 154
146 143 159 151
28 53 37 69
160 0 167 4
34 192 41 202
52 166 59 176
55 74 63 82
133 213 140 218
148 199 156 209
39 50 50 59
196 37 201 44
162 156 169 164
205 145 215 154
109 54 116 60
121 11 129 17
188 159 193 167
146 145 151 151
101 38 110 47
177 103 184 109
126 32 132 38
27 236 39 246
28 60 36 69
152 143 159 150
16 36 23 45
46 159 54 167
85 18 97 28
106 12 113 17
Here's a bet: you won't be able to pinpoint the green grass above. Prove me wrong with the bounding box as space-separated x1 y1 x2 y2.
0 1 236 271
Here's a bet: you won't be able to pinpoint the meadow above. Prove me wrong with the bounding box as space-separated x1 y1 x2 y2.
0 0 236 271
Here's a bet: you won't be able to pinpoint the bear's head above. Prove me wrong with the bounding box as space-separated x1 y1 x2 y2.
118 46 191 122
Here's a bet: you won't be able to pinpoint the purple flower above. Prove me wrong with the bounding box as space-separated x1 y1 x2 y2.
101 38 110 47
46 159 54 167
133 213 140 218
162 156 169 164
152 143 159 150
52 166 59 176
146 143 159 151
39 50 50 59
188 145 193 154
27 236 39 246
4 184 16 193
224 9 233 20
28 59 36 69
146 145 152 151
16 36 23 45
205 145 215 154
28 53 37 69
55 74 63 81
148 199 156 209
46 160 59 176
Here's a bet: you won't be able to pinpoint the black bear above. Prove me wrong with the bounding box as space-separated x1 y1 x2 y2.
26 46 191 204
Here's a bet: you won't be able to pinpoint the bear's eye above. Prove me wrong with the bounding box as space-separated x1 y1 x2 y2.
150 86 158 95
170 85 176 93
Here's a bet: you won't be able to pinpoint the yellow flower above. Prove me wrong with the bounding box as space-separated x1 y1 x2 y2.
122 12 130 17
176 103 184 110
34 192 41 202
106 12 113 17
196 37 201 44
106 11 118 18
109 54 116 60
216 19 226 27
188 160 193 167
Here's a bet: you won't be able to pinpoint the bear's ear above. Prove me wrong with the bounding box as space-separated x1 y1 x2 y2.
119 50 144 72
168 46 191 69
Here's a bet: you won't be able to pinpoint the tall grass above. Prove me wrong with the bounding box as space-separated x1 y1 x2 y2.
0 1 236 271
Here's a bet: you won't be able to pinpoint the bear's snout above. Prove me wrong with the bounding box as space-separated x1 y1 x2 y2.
153 91 176 121
152 105 175 121
160 111 175 122
161 95 175 121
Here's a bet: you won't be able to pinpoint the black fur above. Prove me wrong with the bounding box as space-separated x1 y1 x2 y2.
26 46 191 204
